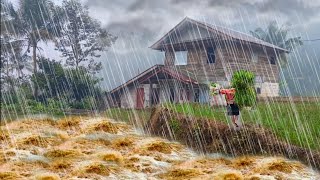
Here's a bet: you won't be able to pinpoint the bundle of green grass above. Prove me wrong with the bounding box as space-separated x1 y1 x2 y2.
231 70 256 108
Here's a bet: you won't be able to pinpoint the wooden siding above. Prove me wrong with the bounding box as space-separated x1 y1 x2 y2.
171 41 281 83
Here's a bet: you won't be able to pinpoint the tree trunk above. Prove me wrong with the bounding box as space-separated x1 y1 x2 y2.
32 43 38 98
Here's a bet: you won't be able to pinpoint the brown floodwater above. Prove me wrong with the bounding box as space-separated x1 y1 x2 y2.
0 116 319 179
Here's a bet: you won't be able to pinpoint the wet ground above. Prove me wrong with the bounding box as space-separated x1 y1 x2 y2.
1 116 319 179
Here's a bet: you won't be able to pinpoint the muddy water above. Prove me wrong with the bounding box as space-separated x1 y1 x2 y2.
0 117 319 180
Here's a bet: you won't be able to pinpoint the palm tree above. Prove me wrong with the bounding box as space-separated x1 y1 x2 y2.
3 0 60 97
250 21 303 66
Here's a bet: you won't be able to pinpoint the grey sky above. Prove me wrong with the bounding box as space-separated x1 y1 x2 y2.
9 0 320 93
81 0 320 91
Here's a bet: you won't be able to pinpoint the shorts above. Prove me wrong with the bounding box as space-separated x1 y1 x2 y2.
227 103 239 116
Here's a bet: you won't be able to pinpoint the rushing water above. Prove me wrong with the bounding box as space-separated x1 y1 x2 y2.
0 116 319 180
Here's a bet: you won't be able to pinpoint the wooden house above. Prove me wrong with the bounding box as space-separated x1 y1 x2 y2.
109 17 288 109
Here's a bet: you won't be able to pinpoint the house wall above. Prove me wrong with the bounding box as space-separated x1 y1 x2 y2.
118 84 152 108
172 41 281 97
260 82 279 97
119 87 136 108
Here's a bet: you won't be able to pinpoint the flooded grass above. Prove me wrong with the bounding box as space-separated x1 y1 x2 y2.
51 159 72 170
44 149 81 159
0 171 21 180
145 141 173 154
111 137 135 149
56 116 81 128
101 152 123 164
232 156 256 168
213 171 244 180
159 169 202 180
82 162 110 176
87 120 119 133
17 135 49 148
0 116 318 179
266 160 294 173
35 173 60 180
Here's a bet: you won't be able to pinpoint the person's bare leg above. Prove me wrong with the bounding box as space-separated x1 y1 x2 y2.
232 115 239 127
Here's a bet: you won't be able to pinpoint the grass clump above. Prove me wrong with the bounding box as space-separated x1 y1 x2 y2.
213 171 244 180
196 158 232 166
51 159 72 170
0 171 20 180
83 162 110 176
169 119 182 134
266 160 293 173
35 173 60 180
0 129 10 141
231 70 256 108
88 121 118 134
112 137 134 149
232 156 255 168
56 116 81 128
44 149 80 159
145 141 173 154
17 135 48 148
159 169 201 180
101 152 123 164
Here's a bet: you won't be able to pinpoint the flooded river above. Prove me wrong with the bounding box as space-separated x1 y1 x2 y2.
1 116 319 179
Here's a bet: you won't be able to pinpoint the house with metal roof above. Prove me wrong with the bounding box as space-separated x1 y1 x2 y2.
109 17 288 109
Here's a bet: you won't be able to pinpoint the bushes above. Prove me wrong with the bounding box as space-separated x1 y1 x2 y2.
231 70 256 108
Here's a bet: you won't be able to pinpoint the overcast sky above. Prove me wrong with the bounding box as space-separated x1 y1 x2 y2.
10 0 320 92
81 0 320 91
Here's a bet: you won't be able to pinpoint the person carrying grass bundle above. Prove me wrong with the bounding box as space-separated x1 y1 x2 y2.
219 87 240 127
210 83 240 128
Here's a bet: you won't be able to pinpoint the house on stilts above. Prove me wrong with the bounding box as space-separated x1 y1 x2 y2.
108 17 288 109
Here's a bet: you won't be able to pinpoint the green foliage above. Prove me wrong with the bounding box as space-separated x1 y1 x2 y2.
169 119 181 134
26 99 46 113
56 0 117 73
47 98 69 115
32 57 101 101
106 108 151 125
231 70 256 108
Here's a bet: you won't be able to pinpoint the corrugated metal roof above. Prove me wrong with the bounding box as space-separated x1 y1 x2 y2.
110 65 198 94
150 17 288 52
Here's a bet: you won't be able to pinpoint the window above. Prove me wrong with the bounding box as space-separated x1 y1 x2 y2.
175 51 188 65
169 88 175 103
256 87 261 94
252 52 258 63
255 76 263 83
207 47 215 64
270 56 276 65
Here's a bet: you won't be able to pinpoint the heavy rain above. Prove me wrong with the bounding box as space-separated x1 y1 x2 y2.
1 0 320 179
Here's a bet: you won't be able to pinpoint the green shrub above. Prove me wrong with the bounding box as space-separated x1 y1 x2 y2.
169 119 181 134
47 98 68 115
231 70 256 108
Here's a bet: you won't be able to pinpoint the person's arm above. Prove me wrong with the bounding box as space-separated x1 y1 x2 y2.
219 89 229 95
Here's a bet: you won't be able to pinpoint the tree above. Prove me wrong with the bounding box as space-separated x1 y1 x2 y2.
32 57 101 102
0 0 29 90
55 0 117 74
9 0 61 97
250 21 303 66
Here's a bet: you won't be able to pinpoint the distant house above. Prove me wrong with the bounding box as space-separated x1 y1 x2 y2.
109 17 288 109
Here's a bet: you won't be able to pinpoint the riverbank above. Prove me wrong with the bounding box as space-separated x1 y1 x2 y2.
107 102 320 150
145 106 320 170
1 116 319 179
